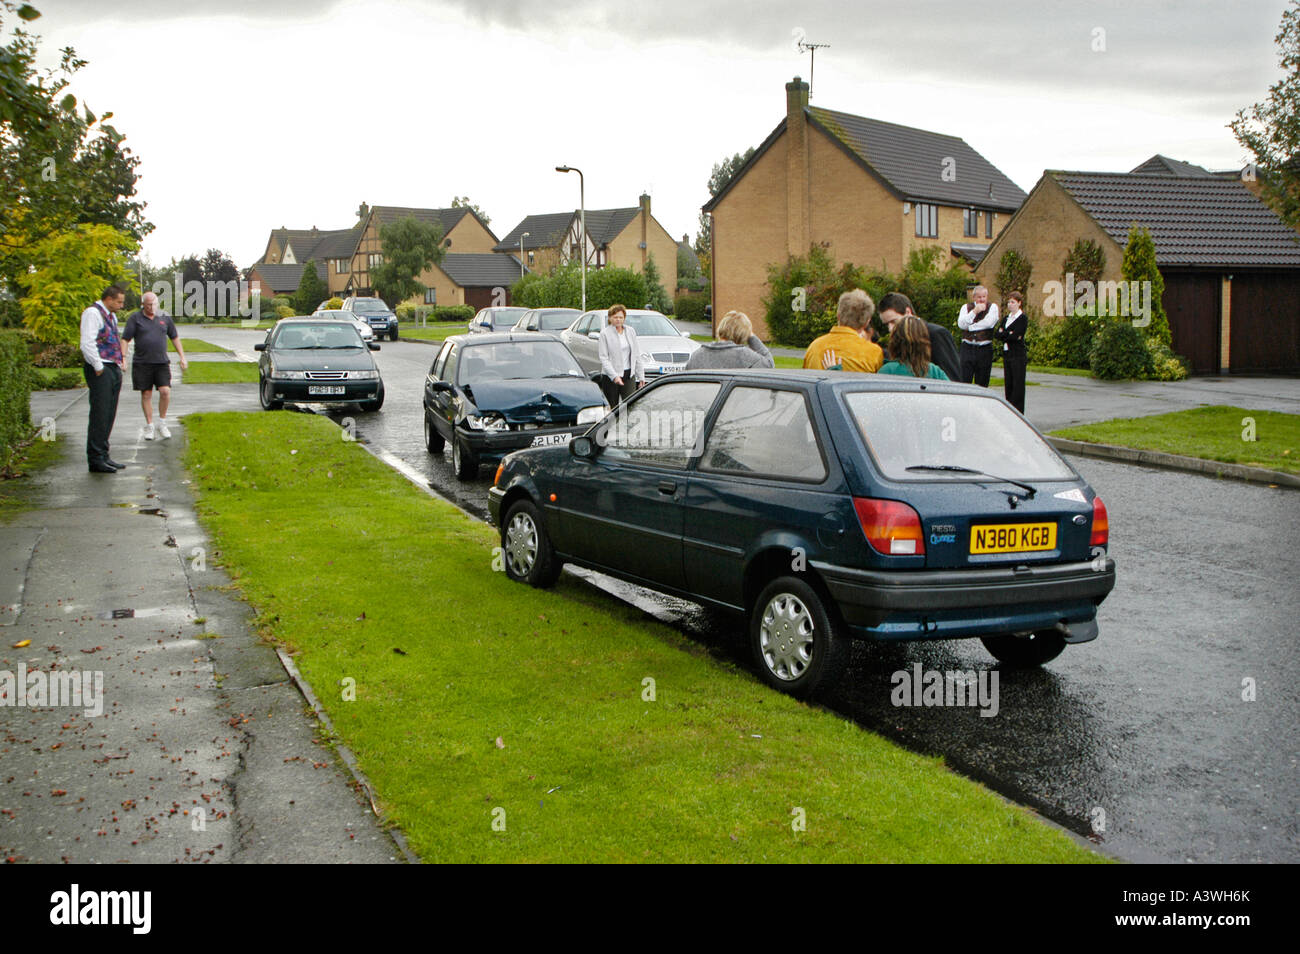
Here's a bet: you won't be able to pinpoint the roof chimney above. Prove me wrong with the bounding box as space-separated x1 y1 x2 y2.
785 77 810 257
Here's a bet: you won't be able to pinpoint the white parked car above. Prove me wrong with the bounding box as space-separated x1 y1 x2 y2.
560 309 699 379
313 309 374 342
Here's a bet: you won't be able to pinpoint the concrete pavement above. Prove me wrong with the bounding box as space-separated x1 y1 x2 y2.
1 385 402 863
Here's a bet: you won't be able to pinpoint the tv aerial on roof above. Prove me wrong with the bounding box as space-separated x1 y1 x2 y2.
797 38 830 98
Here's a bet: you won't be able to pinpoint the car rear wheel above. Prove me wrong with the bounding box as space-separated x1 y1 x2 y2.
423 411 445 453
259 375 283 411
980 630 1067 667
749 577 848 699
452 435 478 480
502 500 561 588
389 328 398 341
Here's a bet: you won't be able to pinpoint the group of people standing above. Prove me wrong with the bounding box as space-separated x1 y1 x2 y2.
674 287 1029 413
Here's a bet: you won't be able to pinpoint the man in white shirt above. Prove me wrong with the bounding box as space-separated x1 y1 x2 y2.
956 285 999 387
79 285 128 473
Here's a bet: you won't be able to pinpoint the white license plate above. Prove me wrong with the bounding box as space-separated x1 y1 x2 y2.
308 385 346 396
531 433 572 447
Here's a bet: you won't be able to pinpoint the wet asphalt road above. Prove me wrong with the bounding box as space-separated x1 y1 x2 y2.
198 328 1300 862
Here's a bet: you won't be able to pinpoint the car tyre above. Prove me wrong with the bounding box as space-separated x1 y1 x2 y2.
501 500 561 588
423 411 445 453
390 327 399 341
980 630 1067 667
749 576 848 699
259 375 283 411
452 434 478 480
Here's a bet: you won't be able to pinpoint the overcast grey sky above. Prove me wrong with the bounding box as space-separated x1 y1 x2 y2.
32 0 1289 267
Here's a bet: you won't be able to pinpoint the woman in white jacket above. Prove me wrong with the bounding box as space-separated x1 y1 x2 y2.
597 303 645 406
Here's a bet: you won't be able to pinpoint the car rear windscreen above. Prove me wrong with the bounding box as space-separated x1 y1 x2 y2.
844 391 1075 482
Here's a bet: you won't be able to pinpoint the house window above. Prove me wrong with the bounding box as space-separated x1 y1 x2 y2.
424 287 437 305
963 209 979 237
368 253 383 269
334 258 348 274
915 203 938 238
986 212 994 239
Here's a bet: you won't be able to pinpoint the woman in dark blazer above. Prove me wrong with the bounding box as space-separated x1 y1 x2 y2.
995 290 1028 414
597 303 645 406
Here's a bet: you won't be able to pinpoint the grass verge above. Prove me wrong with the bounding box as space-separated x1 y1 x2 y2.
1 434 62 515
34 367 85 389
178 339 230 353
182 410 1101 863
1050 406 1298 475
398 321 471 341
181 362 259 384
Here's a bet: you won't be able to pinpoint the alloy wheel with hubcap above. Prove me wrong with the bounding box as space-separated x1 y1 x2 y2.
749 576 847 698
501 500 560 587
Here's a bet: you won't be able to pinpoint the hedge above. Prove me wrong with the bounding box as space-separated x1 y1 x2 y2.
0 330 36 472
673 293 710 326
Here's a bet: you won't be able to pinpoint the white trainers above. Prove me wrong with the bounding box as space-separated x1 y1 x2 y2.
158 420 172 440
143 422 155 441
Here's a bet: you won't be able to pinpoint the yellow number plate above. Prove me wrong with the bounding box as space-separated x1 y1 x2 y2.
970 522 1057 555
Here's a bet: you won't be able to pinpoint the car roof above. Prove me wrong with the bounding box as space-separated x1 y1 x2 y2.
657 367 991 393
445 331 562 346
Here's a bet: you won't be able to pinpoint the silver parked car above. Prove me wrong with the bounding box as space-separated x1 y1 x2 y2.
559 309 699 379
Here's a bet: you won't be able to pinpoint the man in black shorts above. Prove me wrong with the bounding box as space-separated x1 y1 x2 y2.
122 292 188 440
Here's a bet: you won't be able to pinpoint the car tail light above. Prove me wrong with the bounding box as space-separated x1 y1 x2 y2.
853 497 925 556
1090 495 1109 548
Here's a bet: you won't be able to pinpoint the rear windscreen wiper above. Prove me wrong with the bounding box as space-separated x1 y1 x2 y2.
905 465 1037 501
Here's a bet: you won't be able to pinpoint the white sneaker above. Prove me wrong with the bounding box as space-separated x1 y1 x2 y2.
158 420 172 440
143 422 155 441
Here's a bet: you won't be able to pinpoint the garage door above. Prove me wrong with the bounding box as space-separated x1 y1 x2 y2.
1229 272 1300 373
1162 272 1221 374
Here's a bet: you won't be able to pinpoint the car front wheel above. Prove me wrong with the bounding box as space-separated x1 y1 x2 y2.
980 630 1067 667
501 500 561 588
749 576 848 699
423 411 445 453
259 375 283 411
389 327 399 341
452 435 478 480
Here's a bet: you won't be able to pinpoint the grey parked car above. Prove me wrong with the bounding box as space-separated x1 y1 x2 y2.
560 309 699 379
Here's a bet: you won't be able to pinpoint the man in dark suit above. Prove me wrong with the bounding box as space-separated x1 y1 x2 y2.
78 285 128 473
876 292 961 383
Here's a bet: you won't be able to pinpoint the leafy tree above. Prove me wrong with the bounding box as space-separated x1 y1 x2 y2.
643 254 671 313
995 248 1032 300
200 248 239 284
450 196 490 226
0 3 149 294
1122 224 1170 345
370 215 445 307
16 223 137 344
695 147 755 279
1061 238 1106 287
1230 0 1300 226
292 260 328 315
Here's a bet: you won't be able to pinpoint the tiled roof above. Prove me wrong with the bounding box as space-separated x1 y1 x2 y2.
439 252 526 287
370 206 470 237
494 207 640 252
950 242 990 264
313 227 363 260
1052 171 1300 267
249 261 327 294
495 212 574 252
807 106 1026 211
1128 155 1214 177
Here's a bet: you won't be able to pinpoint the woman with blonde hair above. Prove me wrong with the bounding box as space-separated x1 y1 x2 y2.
879 315 950 379
684 309 774 370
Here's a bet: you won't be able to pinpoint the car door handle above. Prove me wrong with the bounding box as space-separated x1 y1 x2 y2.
658 480 677 495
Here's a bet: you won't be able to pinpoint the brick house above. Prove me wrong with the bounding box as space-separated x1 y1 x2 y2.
703 77 1026 337
494 194 679 292
976 157 1300 373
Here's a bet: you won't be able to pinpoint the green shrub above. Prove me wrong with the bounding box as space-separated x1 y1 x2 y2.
431 305 475 322
0 297 22 329
1026 317 1066 366
1089 320 1154 379
0 330 36 472
31 340 80 368
1147 340 1191 381
325 296 343 310
1058 309 1104 369
43 368 85 390
995 249 1032 301
275 304 295 319
673 293 710 325
1122 225 1170 346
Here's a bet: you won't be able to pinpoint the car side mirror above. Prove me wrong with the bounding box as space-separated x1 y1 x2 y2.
429 380 451 392
587 331 599 340
570 436 597 459
681 330 691 338
368 342 380 351
254 343 266 351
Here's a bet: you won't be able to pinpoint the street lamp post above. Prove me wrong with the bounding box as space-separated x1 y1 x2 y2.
555 164 585 311
519 232 529 278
